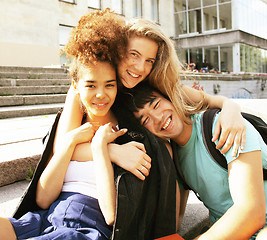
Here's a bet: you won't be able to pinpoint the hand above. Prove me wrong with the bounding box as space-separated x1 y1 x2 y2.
67 122 96 146
92 123 127 145
109 141 151 180
212 106 246 157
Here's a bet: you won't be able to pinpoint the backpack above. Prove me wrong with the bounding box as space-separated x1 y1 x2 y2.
202 108 267 180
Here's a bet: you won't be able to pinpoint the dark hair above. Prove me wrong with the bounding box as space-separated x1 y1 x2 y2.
122 82 164 113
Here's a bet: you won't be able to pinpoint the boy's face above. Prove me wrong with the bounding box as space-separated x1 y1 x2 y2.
134 92 184 140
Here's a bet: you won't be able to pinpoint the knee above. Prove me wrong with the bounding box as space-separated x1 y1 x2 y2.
256 227 267 240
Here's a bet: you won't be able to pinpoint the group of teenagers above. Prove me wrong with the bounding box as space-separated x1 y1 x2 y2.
1 8 267 240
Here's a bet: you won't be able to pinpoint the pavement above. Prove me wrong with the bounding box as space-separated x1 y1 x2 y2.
0 98 267 239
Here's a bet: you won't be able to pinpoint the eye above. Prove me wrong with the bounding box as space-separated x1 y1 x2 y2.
142 116 150 126
154 100 160 109
130 52 138 57
86 84 95 89
146 59 155 64
106 83 115 88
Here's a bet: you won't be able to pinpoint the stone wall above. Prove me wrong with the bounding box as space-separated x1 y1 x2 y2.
181 73 267 99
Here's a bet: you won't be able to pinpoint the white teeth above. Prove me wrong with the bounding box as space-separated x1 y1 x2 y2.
127 70 139 78
162 117 171 130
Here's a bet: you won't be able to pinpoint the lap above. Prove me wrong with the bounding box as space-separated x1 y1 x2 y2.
9 192 112 240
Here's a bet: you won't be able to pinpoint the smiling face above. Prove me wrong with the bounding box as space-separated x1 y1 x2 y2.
73 61 117 124
117 37 158 88
134 92 185 140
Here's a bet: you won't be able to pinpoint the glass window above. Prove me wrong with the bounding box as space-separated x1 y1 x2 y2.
203 6 217 31
203 0 216 6
174 0 186 12
59 25 73 66
219 3 231 29
188 0 201 10
189 10 201 33
88 0 100 9
151 0 159 22
220 46 233 72
240 44 245 72
204 47 218 71
190 48 203 70
134 0 142 17
175 11 187 36
59 0 75 3
112 0 123 14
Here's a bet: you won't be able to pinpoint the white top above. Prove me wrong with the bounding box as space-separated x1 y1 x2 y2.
62 160 98 199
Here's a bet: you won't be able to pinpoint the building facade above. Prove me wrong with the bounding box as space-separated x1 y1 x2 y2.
174 0 267 73
0 0 266 73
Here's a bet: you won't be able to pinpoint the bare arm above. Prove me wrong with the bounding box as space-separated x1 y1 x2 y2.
182 85 246 156
36 123 95 209
194 151 266 240
91 124 127 225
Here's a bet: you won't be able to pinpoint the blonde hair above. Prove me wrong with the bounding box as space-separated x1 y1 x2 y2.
126 18 205 122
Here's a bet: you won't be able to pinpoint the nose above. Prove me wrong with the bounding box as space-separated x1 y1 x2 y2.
134 59 145 72
96 88 105 99
151 110 163 124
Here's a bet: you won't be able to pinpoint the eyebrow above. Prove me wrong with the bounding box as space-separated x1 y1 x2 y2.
129 49 156 61
84 79 116 83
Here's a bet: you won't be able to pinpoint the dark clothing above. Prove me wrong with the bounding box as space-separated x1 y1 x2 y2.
10 192 111 240
13 102 177 240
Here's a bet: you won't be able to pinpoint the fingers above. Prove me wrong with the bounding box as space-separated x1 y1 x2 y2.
212 121 221 142
131 141 147 153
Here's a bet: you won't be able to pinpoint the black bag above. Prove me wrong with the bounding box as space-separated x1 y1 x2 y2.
202 108 267 180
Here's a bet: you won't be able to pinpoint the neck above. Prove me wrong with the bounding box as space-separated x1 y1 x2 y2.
86 111 118 127
172 119 192 146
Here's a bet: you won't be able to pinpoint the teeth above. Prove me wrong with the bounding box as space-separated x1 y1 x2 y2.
127 70 139 78
162 117 171 130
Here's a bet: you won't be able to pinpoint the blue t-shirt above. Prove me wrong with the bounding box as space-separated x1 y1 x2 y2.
176 112 267 224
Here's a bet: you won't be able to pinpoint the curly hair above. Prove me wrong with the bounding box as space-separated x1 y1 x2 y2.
63 8 127 68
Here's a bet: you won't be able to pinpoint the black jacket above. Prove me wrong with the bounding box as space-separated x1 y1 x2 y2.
13 105 177 240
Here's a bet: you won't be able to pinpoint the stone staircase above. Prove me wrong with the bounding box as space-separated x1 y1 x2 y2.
0 66 70 119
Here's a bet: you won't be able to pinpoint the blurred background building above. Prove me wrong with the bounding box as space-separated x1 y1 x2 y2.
0 0 266 73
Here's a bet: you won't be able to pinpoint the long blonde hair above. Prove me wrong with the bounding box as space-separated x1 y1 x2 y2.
125 18 205 122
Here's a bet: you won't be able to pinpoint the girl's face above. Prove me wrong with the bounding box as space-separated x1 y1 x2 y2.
73 61 117 123
118 37 158 88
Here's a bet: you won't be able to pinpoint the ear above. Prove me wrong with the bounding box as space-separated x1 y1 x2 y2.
72 79 78 90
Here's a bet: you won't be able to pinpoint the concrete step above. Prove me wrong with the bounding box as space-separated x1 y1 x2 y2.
0 72 69 79
0 85 69 95
0 66 68 74
0 114 57 186
0 103 64 118
0 78 70 87
0 94 67 107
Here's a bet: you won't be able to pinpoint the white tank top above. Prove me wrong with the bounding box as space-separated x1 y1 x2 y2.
62 161 98 199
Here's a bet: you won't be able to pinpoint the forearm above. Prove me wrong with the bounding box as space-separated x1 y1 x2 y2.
195 204 264 240
92 143 116 225
36 139 75 209
54 87 83 152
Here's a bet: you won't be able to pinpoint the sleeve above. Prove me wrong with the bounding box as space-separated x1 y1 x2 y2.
212 112 262 165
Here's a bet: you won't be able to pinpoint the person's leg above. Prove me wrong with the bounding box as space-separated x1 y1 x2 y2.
0 217 17 240
256 227 267 240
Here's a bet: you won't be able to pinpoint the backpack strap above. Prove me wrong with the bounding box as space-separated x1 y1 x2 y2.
202 109 267 180
201 109 227 169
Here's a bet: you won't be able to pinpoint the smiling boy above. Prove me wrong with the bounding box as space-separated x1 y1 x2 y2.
126 83 267 240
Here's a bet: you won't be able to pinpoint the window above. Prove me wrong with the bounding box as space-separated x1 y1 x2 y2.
88 0 100 9
59 0 75 3
151 0 159 22
112 0 123 14
134 0 142 18
59 25 73 66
